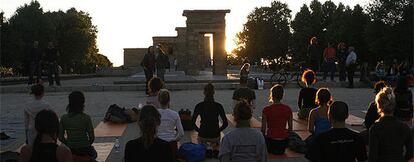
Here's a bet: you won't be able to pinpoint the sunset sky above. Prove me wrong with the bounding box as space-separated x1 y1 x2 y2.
2 0 369 66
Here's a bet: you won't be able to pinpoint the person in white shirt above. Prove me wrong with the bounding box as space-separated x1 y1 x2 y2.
345 47 357 88
157 89 184 159
24 84 51 145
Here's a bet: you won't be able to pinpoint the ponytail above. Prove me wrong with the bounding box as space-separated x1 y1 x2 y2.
375 87 396 115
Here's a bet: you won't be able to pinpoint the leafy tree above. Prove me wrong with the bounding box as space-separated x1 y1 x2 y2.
234 1 291 62
290 4 313 61
1 1 112 74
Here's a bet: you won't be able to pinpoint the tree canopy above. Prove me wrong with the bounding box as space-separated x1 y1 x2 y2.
233 0 413 65
1 1 112 75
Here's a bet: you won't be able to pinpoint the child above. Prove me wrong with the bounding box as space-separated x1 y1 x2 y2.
24 84 51 145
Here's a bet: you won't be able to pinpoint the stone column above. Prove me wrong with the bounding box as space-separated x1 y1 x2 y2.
185 31 201 75
213 32 227 75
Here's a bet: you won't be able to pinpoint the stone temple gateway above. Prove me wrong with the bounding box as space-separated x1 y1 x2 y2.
123 10 230 75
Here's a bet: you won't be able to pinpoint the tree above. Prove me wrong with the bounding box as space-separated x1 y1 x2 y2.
234 1 291 62
365 0 413 63
1 1 112 74
290 4 313 61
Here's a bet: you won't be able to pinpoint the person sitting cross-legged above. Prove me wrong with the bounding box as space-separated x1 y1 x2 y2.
369 87 413 162
297 69 318 119
305 101 368 162
192 83 228 158
146 77 164 108
157 89 184 159
124 105 174 162
261 84 293 155
308 88 332 136
219 100 267 162
232 77 256 109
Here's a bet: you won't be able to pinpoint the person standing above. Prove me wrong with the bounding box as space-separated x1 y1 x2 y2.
322 42 336 82
337 42 348 81
239 63 250 82
306 101 367 162
28 41 42 85
359 51 369 82
307 37 322 72
141 46 156 94
45 41 60 86
173 58 178 71
156 45 169 81
345 47 357 88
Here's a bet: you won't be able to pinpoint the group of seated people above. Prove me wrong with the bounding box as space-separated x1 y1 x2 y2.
19 68 413 162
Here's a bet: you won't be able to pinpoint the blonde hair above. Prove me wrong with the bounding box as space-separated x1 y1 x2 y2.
375 87 396 115
158 89 170 106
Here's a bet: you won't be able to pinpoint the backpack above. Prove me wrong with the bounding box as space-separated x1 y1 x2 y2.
179 109 194 131
288 131 307 153
177 143 206 162
104 104 131 123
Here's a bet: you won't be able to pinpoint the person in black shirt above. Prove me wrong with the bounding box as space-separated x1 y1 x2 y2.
306 101 367 162
124 105 174 162
233 77 256 108
28 41 42 85
192 83 228 157
45 42 60 86
307 37 322 72
297 69 318 119
141 46 156 94
369 87 413 162
337 42 348 81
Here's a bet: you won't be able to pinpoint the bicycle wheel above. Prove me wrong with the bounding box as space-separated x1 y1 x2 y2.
296 71 306 88
271 73 287 86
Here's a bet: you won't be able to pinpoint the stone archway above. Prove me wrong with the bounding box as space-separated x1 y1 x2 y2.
181 10 230 75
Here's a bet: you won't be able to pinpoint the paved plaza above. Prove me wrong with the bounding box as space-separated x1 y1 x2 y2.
0 87 375 161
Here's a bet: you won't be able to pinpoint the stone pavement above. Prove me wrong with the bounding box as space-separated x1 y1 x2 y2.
0 87 376 161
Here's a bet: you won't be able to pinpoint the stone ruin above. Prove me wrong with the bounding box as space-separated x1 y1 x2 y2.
123 10 230 75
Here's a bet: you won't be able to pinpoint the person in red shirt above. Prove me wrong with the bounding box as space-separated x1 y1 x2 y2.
322 42 337 82
261 84 293 155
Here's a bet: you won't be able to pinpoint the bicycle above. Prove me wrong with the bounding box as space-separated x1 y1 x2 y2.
270 61 307 88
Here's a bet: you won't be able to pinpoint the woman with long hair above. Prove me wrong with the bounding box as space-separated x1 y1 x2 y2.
369 87 413 162
19 109 72 162
239 63 250 83
58 91 96 160
192 83 228 157
124 105 174 162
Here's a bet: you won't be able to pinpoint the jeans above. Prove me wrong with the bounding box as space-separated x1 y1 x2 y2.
323 59 336 81
309 59 320 72
347 64 356 87
360 62 368 81
339 62 347 81
28 61 41 85
48 62 60 86
157 68 165 81
144 68 154 94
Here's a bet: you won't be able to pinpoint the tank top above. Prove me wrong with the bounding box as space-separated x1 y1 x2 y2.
29 143 58 162
314 108 331 135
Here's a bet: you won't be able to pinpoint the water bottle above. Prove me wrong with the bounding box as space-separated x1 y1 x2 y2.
114 137 120 152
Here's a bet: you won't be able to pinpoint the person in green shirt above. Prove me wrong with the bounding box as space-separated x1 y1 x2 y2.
58 91 96 160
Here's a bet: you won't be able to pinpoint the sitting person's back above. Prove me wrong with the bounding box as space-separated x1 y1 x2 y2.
262 85 292 155
219 101 267 162
58 91 96 159
124 105 174 162
369 87 413 162
308 88 332 135
146 77 164 108
233 77 256 108
19 109 72 162
306 101 367 162
297 69 318 119
24 84 51 145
